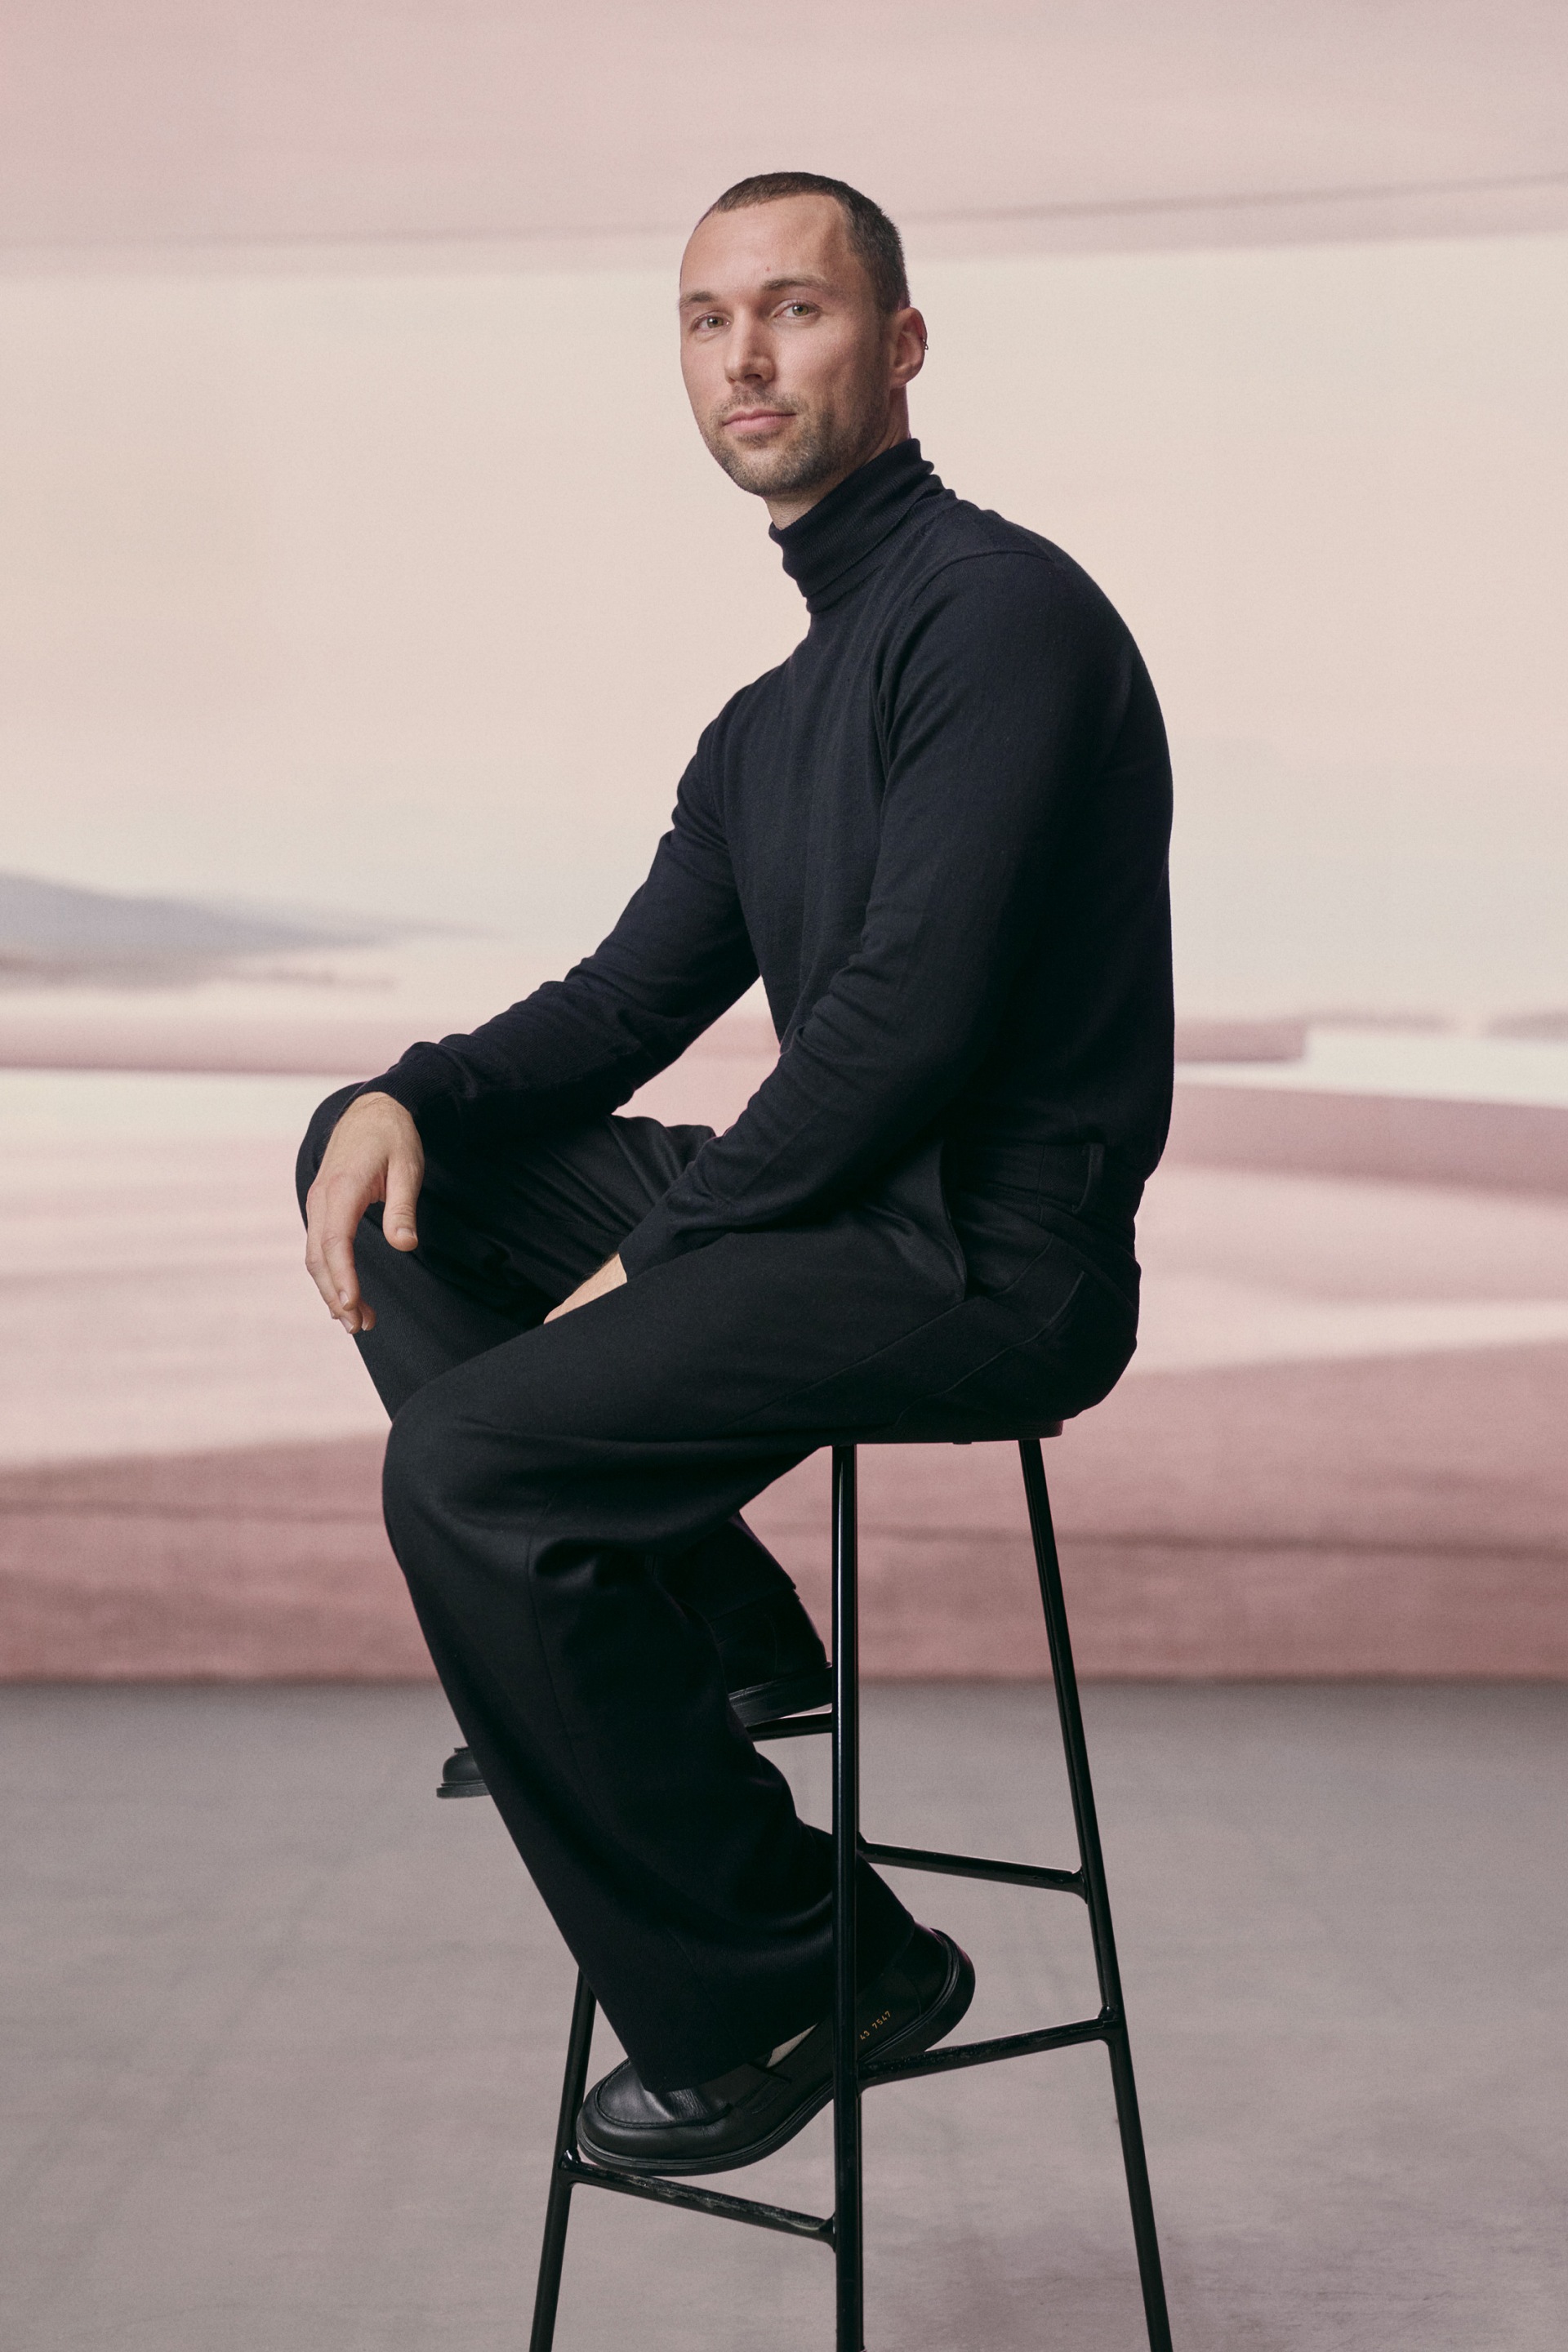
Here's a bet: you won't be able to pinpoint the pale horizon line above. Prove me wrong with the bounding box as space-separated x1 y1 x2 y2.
5 169 1566 278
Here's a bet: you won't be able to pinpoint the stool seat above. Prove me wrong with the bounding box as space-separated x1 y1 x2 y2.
847 1414 1065 1445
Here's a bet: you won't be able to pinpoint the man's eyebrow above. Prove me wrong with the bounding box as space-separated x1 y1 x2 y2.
679 273 836 310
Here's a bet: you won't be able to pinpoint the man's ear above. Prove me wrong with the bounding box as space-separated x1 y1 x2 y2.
892 307 929 389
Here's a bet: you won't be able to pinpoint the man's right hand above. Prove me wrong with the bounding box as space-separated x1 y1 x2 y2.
304 1091 425 1336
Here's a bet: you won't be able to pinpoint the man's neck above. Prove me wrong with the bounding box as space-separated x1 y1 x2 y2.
764 412 911 532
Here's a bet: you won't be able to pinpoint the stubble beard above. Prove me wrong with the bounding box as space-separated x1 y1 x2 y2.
702 387 885 503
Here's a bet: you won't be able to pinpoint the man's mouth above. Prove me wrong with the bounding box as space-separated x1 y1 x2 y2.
721 407 794 435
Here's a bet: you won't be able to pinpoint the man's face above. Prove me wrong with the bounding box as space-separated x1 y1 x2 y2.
678 194 922 514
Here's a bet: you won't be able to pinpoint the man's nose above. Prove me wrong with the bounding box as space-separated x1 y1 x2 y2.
724 324 773 383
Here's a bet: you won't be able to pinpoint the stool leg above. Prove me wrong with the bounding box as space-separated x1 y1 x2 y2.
1018 1441 1174 2352
831 1445 865 2350
528 1970 598 2352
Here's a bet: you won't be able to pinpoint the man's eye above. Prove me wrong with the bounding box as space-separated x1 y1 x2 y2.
781 302 815 319
693 313 724 332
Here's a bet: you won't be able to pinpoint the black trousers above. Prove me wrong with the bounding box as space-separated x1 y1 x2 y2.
296 1093 1137 2088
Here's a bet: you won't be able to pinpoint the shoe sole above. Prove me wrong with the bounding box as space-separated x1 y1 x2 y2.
728 1666 833 1728
576 1929 976 2178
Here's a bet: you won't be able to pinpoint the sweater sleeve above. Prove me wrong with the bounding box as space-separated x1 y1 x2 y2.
362 736 758 1140
619 554 1130 1274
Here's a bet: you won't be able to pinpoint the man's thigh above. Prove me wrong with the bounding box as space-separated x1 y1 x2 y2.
383 1211 937 1565
389 1200 1134 1548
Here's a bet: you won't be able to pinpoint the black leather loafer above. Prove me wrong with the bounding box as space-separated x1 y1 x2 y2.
574 1921 975 2177
710 1589 831 1727
438 1587 829 1794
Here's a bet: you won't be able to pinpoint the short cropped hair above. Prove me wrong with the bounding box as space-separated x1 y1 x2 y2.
703 172 910 314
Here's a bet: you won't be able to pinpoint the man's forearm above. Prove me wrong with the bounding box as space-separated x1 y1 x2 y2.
363 778 760 1135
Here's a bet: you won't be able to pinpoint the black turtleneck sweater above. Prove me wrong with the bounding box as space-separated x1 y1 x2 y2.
365 439 1174 1278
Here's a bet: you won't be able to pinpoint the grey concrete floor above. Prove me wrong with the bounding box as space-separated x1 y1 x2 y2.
2 1684 1564 2351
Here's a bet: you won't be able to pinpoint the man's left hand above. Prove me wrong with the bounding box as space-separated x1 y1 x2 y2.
546 1253 628 1322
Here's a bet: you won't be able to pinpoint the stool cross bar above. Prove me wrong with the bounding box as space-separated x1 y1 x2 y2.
490 1436 1174 2351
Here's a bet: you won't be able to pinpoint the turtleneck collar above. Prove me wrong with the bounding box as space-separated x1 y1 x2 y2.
771 437 945 614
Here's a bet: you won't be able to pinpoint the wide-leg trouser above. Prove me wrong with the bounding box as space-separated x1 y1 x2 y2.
296 1090 1135 2088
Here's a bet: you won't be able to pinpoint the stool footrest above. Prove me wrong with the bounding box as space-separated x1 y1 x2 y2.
863 2011 1115 2087
861 1838 1085 1897
559 2154 834 2243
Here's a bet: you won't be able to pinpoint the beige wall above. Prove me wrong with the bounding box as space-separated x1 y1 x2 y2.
2 230 1566 1012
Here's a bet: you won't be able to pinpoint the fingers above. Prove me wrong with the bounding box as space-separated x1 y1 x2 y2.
305 1172 372 1333
322 1199 371 1331
382 1147 421 1253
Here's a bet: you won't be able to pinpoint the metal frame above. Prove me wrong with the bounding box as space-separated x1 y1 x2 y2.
516 1437 1173 2351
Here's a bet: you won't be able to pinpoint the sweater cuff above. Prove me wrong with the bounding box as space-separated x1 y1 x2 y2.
617 1196 706 1278
354 1043 463 1125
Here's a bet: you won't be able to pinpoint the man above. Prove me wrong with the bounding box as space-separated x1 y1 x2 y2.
300 171 1172 2177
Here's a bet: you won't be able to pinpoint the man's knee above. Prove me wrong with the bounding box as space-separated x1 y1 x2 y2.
295 1084 364 1220
382 1380 491 1556
382 1377 559 1582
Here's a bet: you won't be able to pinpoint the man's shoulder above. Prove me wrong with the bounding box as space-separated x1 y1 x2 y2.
905 494 1124 632
693 652 794 753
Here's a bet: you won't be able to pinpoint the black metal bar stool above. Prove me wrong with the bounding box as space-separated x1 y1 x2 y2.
439 1429 1173 2350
